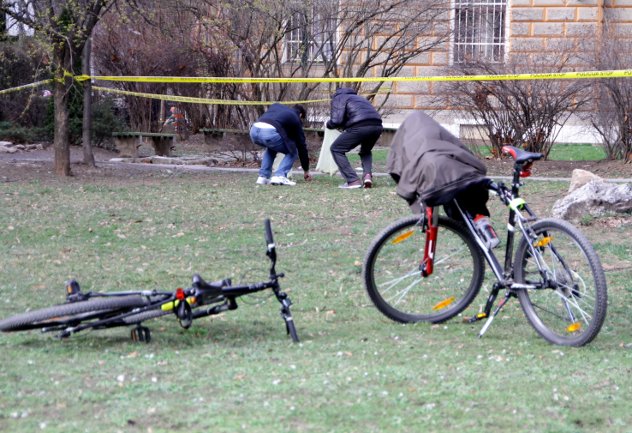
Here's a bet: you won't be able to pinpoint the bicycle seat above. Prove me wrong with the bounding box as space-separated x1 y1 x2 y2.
501 145 543 164
192 274 231 292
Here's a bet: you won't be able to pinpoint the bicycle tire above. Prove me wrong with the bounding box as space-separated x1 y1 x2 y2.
514 218 607 346
0 296 149 332
363 214 484 323
285 317 299 343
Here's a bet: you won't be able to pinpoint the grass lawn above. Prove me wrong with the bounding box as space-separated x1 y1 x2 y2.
0 170 630 433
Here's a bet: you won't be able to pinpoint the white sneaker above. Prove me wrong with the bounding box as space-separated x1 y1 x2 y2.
256 176 271 185
271 176 296 186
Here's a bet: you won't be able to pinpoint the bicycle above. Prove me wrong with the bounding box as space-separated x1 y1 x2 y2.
363 145 607 346
0 219 299 343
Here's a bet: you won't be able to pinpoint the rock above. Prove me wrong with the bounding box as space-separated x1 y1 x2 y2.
568 169 603 193
0 143 18 154
552 181 632 221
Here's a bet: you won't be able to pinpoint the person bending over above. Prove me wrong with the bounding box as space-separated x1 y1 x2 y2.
326 87 383 189
249 103 312 186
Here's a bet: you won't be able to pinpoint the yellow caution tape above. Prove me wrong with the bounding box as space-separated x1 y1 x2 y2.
4 68 632 102
93 86 331 105
76 68 632 84
0 79 54 95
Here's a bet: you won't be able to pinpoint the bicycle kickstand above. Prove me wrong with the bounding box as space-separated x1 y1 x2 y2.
478 290 514 338
463 282 502 324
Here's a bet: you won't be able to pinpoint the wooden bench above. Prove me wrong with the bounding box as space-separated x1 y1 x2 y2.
200 128 247 144
112 132 176 158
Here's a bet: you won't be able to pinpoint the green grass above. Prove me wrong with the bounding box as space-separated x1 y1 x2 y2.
0 171 630 433
548 144 607 161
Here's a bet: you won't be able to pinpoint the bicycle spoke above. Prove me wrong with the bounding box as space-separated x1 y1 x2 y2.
364 215 483 323
378 269 422 295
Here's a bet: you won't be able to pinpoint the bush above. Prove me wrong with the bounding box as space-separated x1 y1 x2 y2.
92 96 128 149
0 120 48 143
0 40 50 128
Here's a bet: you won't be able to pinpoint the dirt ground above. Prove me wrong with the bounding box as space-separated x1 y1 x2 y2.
2 137 632 182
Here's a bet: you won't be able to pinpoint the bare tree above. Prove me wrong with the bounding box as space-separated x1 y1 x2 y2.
92 1 202 132
97 0 450 130
438 52 591 159
1 0 119 176
588 16 632 161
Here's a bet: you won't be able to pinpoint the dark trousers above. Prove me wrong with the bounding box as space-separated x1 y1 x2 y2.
330 124 383 182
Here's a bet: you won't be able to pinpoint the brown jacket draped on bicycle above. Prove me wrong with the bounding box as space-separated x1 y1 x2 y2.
387 110 490 215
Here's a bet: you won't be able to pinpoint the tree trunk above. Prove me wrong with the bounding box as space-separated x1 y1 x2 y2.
53 69 72 177
82 37 95 167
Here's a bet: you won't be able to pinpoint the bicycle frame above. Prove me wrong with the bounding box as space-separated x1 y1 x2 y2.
32 219 298 342
419 146 552 336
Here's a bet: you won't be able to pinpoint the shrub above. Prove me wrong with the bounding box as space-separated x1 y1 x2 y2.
92 96 128 149
0 120 48 143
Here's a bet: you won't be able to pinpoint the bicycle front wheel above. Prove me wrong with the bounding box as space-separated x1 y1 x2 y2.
363 214 484 323
515 218 607 346
0 296 149 332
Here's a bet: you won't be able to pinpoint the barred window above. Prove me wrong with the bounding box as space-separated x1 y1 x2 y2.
453 0 507 64
285 7 336 64
4 1 35 37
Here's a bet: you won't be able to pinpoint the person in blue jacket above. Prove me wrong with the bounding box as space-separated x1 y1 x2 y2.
326 87 383 189
249 103 312 186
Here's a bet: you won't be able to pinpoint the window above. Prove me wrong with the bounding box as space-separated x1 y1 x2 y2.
285 6 336 64
453 0 507 64
4 1 35 37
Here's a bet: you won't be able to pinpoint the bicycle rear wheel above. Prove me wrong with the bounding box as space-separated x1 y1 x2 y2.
515 218 607 346
0 296 149 332
363 214 484 323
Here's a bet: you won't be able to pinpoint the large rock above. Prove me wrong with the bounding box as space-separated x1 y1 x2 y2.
568 169 603 193
552 180 632 221
0 141 17 153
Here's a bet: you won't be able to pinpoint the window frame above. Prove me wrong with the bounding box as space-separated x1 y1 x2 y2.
451 0 509 65
284 5 337 64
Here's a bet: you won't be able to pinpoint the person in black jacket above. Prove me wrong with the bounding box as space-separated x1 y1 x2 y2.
249 103 312 186
326 87 383 189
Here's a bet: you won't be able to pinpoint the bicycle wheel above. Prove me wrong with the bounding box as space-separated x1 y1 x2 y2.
0 296 149 332
363 214 484 323
514 218 607 346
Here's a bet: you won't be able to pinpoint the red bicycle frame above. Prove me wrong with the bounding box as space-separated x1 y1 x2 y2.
421 206 438 277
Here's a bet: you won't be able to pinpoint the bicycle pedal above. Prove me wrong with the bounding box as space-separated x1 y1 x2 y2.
130 325 151 343
463 312 487 323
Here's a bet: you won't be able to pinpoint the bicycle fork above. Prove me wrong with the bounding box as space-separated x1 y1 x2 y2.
420 206 438 277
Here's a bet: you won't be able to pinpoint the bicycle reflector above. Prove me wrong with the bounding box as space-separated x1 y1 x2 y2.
432 296 455 311
176 288 185 301
566 322 582 333
520 162 533 178
534 236 553 248
391 230 414 244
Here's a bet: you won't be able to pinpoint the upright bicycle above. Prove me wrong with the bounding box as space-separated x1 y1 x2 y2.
0 219 299 343
363 146 607 346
